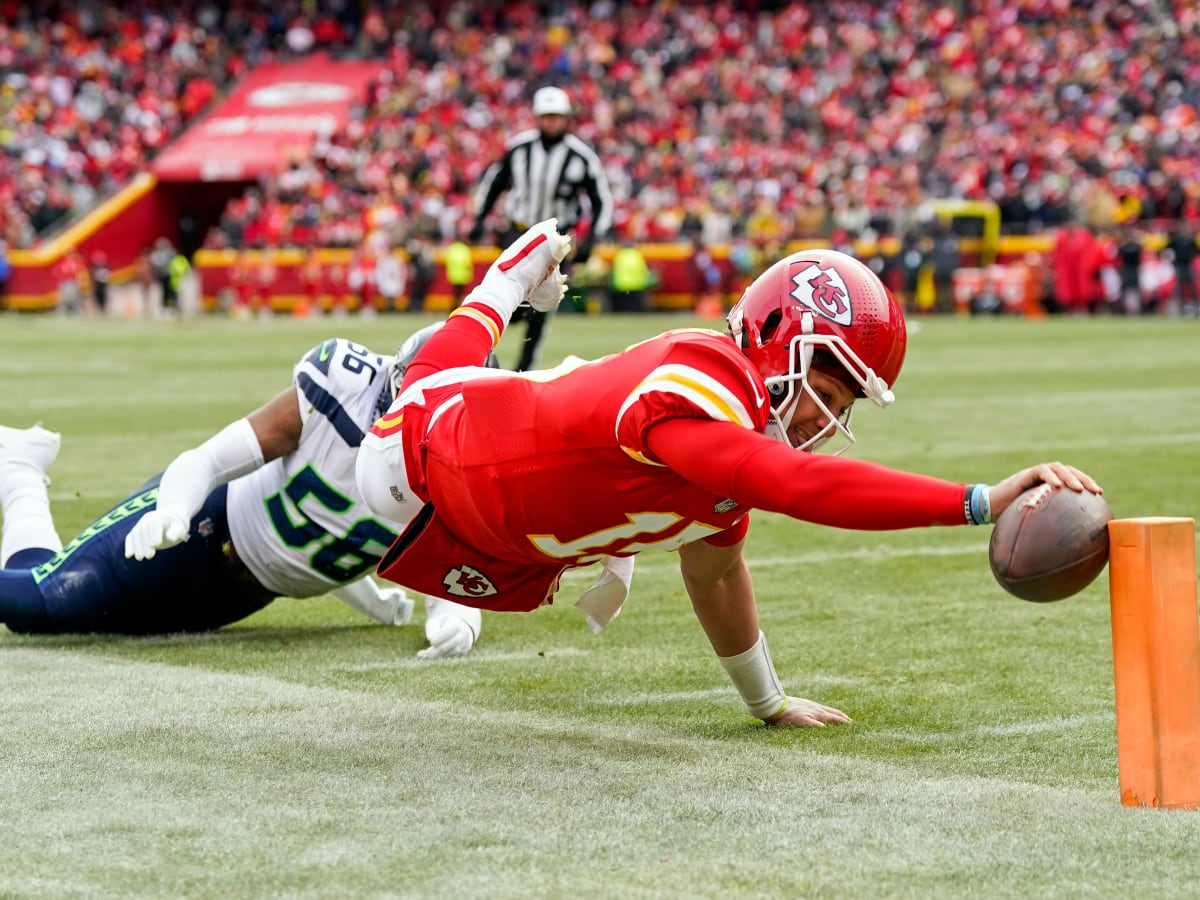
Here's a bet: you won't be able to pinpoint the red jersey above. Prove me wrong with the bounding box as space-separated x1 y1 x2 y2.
428 329 764 562
370 329 970 611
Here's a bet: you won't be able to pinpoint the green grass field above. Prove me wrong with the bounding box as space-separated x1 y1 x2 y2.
1 311 1199 898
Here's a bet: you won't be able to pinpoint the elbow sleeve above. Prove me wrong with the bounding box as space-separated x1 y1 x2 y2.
155 418 265 519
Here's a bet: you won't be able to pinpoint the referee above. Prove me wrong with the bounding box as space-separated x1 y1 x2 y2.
468 86 614 371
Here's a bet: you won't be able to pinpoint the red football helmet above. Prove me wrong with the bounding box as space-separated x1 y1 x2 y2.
727 248 907 452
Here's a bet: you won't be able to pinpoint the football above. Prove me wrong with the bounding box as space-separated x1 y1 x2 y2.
988 484 1114 602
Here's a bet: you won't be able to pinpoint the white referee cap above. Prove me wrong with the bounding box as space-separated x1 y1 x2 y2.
532 86 572 117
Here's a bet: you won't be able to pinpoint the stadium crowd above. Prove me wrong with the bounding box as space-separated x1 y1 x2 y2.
0 0 362 250
3 0 1199 260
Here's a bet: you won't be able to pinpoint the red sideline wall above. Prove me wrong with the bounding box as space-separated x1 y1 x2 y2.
193 237 1019 312
194 242 756 312
4 175 245 310
11 209 1061 314
5 175 172 309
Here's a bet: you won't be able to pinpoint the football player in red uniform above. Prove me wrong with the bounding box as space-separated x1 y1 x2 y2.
357 219 1102 727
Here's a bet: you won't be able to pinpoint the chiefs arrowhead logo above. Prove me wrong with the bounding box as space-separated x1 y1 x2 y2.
443 564 498 598
790 262 852 326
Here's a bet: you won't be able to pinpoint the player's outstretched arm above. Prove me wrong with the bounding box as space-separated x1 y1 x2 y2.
679 539 851 727
124 387 303 561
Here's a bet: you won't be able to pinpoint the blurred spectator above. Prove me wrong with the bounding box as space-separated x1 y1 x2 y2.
54 249 85 316
443 237 473 309
677 198 705 245
373 240 407 313
347 246 376 315
1096 230 1122 315
1116 228 1147 316
1166 222 1199 317
929 223 961 314
897 232 925 316
687 235 723 315
405 235 434 313
89 250 110 315
0 239 9 309
300 252 325 314
911 233 938 315
149 238 176 315
1081 228 1109 316
726 233 762 304
169 247 192 316
135 247 156 316
610 241 653 313
1052 224 1094 314
325 257 350 317
229 249 255 319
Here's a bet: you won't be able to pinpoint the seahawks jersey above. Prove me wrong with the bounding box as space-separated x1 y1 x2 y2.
228 339 404 598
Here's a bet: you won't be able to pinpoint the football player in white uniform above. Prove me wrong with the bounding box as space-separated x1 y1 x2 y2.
0 325 481 658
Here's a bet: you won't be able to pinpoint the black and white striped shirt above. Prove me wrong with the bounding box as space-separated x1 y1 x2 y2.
473 130 614 238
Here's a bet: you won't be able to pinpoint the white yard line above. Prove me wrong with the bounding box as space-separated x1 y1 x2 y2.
870 711 1114 745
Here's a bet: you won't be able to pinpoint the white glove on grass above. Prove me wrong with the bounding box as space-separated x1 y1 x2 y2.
330 580 415 626
125 510 190 560
418 595 482 659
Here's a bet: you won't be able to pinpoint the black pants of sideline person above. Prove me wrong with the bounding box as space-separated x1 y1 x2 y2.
510 306 547 371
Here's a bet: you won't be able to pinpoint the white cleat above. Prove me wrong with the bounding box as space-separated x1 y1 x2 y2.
489 218 573 312
0 424 61 472
0 424 61 486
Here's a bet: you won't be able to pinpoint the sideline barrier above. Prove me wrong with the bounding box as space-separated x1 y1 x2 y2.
952 264 1044 317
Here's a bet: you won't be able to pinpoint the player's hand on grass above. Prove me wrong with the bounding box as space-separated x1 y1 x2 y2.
124 509 190 560
378 586 415 626
763 697 854 728
417 595 481 659
988 462 1103 520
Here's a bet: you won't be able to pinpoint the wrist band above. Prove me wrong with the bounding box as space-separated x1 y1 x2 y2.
717 631 788 720
964 483 992 525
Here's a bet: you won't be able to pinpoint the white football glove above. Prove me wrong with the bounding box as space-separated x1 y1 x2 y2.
486 218 573 312
418 595 481 659
124 509 190 561
331 580 416 626
527 267 570 312
375 586 416 626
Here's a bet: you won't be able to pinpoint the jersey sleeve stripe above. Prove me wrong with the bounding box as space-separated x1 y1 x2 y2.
370 410 405 438
297 372 366 448
620 446 667 466
450 305 502 347
623 364 756 429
